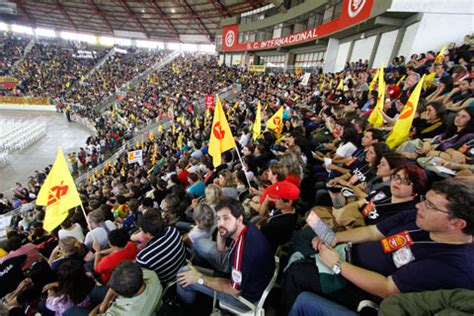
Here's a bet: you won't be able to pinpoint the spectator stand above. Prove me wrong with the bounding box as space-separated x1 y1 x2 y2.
94 50 180 114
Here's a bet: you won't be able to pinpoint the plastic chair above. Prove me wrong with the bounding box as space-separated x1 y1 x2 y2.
218 255 280 316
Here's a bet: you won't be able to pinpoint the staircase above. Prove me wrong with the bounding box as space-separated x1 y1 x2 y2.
94 50 181 113
9 37 35 74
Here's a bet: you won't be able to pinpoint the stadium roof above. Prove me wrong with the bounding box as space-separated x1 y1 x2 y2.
12 0 267 43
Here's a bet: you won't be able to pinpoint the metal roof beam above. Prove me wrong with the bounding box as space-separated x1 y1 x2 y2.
148 0 180 40
115 0 150 39
88 0 114 34
208 0 231 18
55 0 78 31
177 0 213 41
15 0 36 27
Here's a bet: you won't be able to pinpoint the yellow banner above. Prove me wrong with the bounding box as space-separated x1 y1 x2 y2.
0 96 51 105
0 77 19 83
248 65 266 73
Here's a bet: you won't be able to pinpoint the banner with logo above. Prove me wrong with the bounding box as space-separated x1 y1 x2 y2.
0 77 19 89
205 95 215 110
127 150 143 165
248 65 266 73
301 73 311 86
222 0 374 51
0 96 51 105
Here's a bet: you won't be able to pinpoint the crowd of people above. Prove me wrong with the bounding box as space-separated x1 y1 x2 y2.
0 31 473 316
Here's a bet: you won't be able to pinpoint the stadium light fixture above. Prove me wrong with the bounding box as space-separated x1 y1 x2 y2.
99 36 115 46
115 37 132 46
182 43 197 52
60 31 78 40
35 28 56 38
168 42 181 51
11 24 33 35
77 33 96 43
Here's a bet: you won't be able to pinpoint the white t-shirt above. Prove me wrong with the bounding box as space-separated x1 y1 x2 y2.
335 142 357 158
84 220 116 249
58 223 85 242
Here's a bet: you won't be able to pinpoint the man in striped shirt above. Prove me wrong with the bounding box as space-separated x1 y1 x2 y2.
177 197 274 311
136 210 186 285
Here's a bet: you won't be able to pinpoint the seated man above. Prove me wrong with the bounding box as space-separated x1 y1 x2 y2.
135 209 186 286
281 178 474 314
93 229 138 285
178 197 275 310
90 261 163 316
259 180 299 252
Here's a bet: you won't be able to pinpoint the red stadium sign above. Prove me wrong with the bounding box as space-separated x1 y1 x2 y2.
0 77 19 89
205 95 215 110
222 0 373 52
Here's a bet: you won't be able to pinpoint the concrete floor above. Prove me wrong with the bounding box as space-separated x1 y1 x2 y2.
0 110 91 195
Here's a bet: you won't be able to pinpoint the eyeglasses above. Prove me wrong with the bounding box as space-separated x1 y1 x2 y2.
420 195 450 214
391 174 412 186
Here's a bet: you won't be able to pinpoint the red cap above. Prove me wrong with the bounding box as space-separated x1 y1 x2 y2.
267 181 300 201
387 85 401 99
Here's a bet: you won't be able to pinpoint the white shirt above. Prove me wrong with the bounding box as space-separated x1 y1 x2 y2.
335 142 357 158
58 223 85 242
84 220 116 249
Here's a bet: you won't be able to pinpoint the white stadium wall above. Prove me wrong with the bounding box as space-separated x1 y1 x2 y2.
334 41 352 73
351 36 377 63
390 0 474 56
372 30 399 69
397 22 420 59
407 13 473 56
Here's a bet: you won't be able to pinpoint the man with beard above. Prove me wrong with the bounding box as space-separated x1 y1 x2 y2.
177 197 274 311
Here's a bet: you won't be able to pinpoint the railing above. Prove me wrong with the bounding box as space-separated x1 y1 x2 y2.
94 50 180 113
9 37 36 74
0 82 242 228
64 47 116 95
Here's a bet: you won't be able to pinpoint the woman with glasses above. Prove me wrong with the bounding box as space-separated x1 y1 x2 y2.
330 164 428 229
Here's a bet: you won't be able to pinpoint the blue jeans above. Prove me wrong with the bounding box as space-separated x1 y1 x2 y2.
288 292 358 316
177 266 251 312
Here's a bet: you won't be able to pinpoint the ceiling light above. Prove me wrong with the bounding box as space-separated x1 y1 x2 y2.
171 8 176 13
141 9 145 13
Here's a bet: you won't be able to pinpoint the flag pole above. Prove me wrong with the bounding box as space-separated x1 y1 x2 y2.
233 144 252 189
79 203 93 232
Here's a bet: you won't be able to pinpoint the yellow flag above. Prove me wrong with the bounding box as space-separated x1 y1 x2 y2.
387 75 426 148
177 133 183 149
336 79 344 90
103 80 107 90
434 45 447 64
368 66 385 128
208 95 236 167
266 107 284 135
36 148 81 232
65 81 71 88
253 101 262 141
396 75 406 87
369 69 379 92
424 71 436 90
158 124 163 134
195 117 200 129
135 140 140 149
319 81 326 93
149 131 154 141
172 123 176 135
